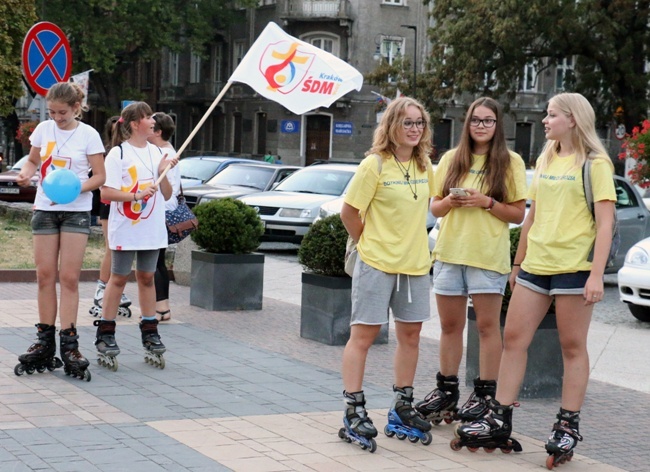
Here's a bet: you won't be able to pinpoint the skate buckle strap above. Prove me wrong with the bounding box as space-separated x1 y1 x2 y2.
553 422 583 442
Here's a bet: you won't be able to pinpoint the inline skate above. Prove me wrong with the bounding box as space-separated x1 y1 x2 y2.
456 378 497 422
94 319 120 371
59 325 91 381
140 319 166 369
415 372 459 425
384 386 433 445
338 390 377 453
14 323 63 376
89 280 132 318
545 409 582 469
452 399 522 453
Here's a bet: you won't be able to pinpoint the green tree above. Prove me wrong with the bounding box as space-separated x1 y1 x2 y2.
0 0 37 116
40 0 255 111
422 0 650 128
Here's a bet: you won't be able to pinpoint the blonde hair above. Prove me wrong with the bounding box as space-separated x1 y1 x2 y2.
366 96 432 172
536 93 613 176
45 82 87 118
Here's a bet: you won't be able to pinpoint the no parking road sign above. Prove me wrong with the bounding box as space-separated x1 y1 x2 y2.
22 22 72 96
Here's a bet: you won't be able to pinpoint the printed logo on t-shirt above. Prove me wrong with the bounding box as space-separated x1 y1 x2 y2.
119 164 156 224
40 141 71 181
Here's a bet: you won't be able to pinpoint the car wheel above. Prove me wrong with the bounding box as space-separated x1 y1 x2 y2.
628 304 650 322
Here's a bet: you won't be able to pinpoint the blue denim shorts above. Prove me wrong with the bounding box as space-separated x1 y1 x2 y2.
432 261 508 296
515 268 591 296
31 210 91 235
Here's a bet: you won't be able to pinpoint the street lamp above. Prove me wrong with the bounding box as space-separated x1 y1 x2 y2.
401 25 417 97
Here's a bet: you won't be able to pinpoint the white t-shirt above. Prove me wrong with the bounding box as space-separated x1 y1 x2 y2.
161 145 181 212
104 142 168 251
30 120 104 211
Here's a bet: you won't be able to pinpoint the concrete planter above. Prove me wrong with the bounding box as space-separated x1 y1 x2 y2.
465 305 563 399
300 272 388 346
190 250 264 311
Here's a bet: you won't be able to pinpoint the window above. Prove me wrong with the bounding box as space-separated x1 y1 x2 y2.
555 56 574 91
190 51 201 84
234 41 246 68
518 62 537 92
380 37 403 65
212 43 223 84
301 32 340 57
382 0 405 5
168 51 179 86
258 0 276 4
142 60 153 89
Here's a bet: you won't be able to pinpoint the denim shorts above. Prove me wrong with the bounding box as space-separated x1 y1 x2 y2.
432 261 508 296
515 268 591 296
111 249 160 276
350 258 431 325
31 210 91 235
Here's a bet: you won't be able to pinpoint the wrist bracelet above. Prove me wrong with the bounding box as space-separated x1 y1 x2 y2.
486 197 496 211
513 264 521 267
133 192 137 201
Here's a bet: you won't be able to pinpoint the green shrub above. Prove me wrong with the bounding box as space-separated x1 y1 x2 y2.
191 198 263 254
298 214 348 277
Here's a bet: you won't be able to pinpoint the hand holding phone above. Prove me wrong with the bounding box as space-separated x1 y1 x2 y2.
450 188 470 197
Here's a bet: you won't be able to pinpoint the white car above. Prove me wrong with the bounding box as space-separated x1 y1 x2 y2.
618 237 650 321
240 163 357 243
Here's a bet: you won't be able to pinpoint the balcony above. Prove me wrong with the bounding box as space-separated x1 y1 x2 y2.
184 81 225 102
281 0 352 22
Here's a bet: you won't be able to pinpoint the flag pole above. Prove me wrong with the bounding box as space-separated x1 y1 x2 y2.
155 81 233 185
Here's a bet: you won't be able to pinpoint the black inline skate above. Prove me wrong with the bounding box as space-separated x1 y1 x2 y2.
338 390 377 453
89 280 132 318
456 378 497 422
59 325 91 381
545 409 582 470
415 372 459 425
140 319 166 369
384 386 433 445
94 319 120 371
14 324 63 376
452 399 522 453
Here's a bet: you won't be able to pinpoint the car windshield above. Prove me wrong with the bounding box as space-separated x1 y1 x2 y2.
275 168 354 196
206 165 275 190
178 159 224 182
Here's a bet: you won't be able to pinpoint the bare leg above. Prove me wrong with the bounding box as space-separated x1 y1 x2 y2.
435 294 467 375
102 273 128 322
57 232 88 328
33 234 60 326
393 321 423 386
471 293 504 380
342 324 382 391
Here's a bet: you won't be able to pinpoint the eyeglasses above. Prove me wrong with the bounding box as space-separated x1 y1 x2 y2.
403 120 426 130
469 118 497 128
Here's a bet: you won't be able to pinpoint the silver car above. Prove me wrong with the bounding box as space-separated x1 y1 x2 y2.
239 163 357 243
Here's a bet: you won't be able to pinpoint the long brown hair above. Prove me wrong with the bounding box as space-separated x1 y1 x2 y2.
366 97 432 172
441 97 512 201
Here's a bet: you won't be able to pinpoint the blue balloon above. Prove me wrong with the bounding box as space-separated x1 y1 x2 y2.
42 169 82 204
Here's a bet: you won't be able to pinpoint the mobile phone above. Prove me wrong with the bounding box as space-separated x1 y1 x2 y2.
450 188 470 197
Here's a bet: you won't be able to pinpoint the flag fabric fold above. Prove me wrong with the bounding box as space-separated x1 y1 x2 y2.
230 22 363 115
70 70 93 108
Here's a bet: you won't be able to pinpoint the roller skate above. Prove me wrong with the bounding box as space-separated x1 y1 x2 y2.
384 386 433 445
457 378 497 422
89 280 132 318
415 372 459 425
338 390 377 453
452 399 523 453
545 409 582 469
14 324 63 376
94 319 120 371
140 319 166 369
59 325 91 381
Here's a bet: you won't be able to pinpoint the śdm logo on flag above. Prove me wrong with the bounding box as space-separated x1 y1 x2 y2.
230 22 363 115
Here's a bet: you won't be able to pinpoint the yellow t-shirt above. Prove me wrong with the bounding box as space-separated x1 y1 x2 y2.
432 150 528 274
344 153 435 275
523 155 616 275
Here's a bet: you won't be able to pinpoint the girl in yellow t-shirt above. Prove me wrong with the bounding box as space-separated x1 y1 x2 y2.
416 97 527 425
458 93 616 464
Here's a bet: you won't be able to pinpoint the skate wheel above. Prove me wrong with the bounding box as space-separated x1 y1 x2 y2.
36 365 46 373
500 446 513 454
338 428 346 440
368 438 377 453
158 357 165 369
433 418 443 425
384 425 395 438
25 365 35 375
444 417 454 424
83 370 91 382
408 435 419 443
546 454 555 470
64 366 71 376
396 432 407 440
450 438 462 451
14 364 25 376
467 446 479 453
566 452 573 462
421 432 433 446
484 447 496 453
111 359 118 372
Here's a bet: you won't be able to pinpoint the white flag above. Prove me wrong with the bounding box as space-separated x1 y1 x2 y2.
230 22 363 115
70 70 93 108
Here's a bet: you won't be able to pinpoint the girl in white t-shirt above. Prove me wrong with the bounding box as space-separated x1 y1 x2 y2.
15 82 106 381
95 102 178 371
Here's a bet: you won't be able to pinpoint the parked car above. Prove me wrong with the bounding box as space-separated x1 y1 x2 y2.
618 237 650 321
0 155 39 203
178 156 268 188
239 163 358 243
429 173 650 274
183 163 299 208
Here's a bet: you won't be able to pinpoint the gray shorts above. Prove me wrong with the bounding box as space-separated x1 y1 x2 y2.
111 249 160 275
31 210 91 235
351 258 431 326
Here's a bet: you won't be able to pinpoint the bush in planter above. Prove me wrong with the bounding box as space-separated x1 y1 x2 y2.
298 214 348 277
191 198 263 254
